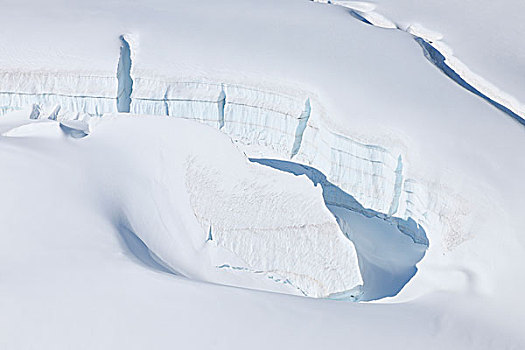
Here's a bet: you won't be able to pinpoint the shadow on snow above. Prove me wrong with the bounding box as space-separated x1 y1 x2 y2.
251 158 428 301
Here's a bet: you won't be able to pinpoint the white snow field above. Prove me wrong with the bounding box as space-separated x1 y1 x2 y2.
1 0 525 349
315 0 525 123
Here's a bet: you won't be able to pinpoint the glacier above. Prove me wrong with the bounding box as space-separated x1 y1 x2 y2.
0 27 494 298
0 31 448 243
0 115 364 299
1 63 471 301
0 70 118 118
251 158 428 300
1 70 457 250
2 0 525 348
116 35 133 113
0 0 517 261
313 0 525 124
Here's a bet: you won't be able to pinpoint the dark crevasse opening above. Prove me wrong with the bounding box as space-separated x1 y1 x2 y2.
348 9 373 25
251 158 428 301
218 87 226 129
291 98 311 158
415 37 525 127
117 35 133 113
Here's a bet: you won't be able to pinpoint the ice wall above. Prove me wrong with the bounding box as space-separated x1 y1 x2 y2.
0 33 469 252
0 70 118 118
116 36 133 113
129 76 469 249
0 69 464 248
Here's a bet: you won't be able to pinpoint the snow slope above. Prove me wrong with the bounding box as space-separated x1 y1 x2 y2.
313 0 525 123
1 115 523 350
1 0 525 348
0 114 364 298
371 0 525 119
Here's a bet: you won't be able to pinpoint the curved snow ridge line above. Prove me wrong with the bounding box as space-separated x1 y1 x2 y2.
249 158 427 301
312 0 525 125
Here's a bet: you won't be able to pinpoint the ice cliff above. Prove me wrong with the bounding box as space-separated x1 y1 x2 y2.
0 36 462 253
0 28 482 298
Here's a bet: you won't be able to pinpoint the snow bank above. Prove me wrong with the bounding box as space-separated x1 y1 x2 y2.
1 0 525 347
1 0 524 314
1 114 363 298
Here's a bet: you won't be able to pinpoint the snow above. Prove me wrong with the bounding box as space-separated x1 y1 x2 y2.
371 0 525 118
1 115 363 298
1 0 525 348
251 158 428 301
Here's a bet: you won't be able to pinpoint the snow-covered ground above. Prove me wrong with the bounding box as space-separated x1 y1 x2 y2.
1 0 524 348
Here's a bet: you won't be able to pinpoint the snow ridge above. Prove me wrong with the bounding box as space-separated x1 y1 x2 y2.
414 38 525 126
312 0 525 125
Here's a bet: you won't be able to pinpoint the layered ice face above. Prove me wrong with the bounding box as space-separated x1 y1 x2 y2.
0 115 364 298
0 70 117 118
0 34 447 300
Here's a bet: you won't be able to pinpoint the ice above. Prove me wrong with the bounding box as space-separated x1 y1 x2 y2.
371 0 525 119
0 71 118 118
414 38 525 125
17 115 363 298
116 35 133 113
251 158 428 301
1 0 525 348
0 66 481 257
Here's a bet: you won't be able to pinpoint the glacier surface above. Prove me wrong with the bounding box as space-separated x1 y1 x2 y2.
1 0 525 348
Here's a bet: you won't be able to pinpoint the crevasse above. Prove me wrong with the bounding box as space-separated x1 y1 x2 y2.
1 36 472 288
116 35 133 113
0 67 460 247
0 70 118 117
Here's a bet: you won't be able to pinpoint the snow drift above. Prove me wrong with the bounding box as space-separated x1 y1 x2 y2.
1 114 364 298
2 0 525 348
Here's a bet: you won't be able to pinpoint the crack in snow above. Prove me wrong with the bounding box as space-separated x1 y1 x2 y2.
312 0 525 125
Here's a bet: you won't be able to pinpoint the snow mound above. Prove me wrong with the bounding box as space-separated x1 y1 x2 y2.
186 155 363 298
0 114 363 298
